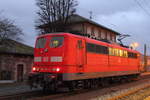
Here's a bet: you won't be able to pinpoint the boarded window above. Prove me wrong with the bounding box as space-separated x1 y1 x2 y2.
0 70 12 80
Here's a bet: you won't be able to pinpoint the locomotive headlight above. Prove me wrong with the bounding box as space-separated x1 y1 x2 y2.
52 67 60 72
32 67 36 71
56 68 60 72
51 56 62 62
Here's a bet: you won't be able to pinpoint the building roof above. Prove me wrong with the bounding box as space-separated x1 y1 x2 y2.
0 39 34 56
68 14 121 35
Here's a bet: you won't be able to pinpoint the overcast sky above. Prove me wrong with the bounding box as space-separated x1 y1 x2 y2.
0 0 150 54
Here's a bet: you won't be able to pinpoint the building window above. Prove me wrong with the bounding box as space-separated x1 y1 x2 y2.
87 26 91 34
110 34 113 41
107 33 110 41
91 27 95 36
101 30 105 39
112 36 115 42
98 30 101 39
105 31 107 39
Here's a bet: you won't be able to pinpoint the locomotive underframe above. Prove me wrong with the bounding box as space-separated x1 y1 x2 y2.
28 72 63 90
28 72 140 91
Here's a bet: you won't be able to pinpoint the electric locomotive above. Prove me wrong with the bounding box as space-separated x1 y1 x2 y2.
28 33 141 91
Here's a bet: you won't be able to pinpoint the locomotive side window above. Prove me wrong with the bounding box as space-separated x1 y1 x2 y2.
101 46 108 54
50 37 64 48
135 53 137 58
86 43 95 52
108 48 128 57
36 37 47 48
109 48 115 56
119 50 123 57
86 43 108 54
114 48 119 56
107 47 137 58
123 51 128 57
128 52 137 58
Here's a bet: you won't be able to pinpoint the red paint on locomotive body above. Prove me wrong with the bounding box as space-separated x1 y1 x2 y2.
32 33 141 80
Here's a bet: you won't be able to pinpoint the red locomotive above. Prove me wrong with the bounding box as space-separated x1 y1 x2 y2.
29 33 141 91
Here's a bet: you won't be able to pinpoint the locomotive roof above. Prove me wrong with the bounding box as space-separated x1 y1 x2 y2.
38 33 140 54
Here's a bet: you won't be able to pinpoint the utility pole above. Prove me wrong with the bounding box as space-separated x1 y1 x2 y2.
144 44 147 72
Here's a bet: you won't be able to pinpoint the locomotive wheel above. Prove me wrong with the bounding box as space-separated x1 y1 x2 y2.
84 80 90 89
87 80 92 89
90 79 99 88
76 80 84 89
94 79 99 88
68 81 76 91
43 82 57 93
100 78 109 87
133 74 140 81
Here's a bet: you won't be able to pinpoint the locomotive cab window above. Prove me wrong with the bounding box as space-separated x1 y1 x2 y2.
36 37 47 48
50 37 64 48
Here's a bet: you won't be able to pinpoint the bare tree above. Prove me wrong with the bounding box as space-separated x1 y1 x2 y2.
0 17 23 45
35 0 78 34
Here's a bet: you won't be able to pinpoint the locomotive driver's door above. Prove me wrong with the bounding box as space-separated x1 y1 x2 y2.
76 39 85 73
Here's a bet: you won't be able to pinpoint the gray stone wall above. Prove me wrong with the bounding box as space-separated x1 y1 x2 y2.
0 54 33 82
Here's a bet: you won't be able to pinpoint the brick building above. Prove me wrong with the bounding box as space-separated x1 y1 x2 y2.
0 39 33 82
39 14 120 43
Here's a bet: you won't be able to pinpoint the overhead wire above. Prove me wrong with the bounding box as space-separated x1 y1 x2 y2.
134 0 150 17
142 0 150 8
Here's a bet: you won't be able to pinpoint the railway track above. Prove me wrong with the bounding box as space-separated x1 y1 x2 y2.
1 73 150 100
28 73 150 100
91 74 150 100
92 81 150 100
